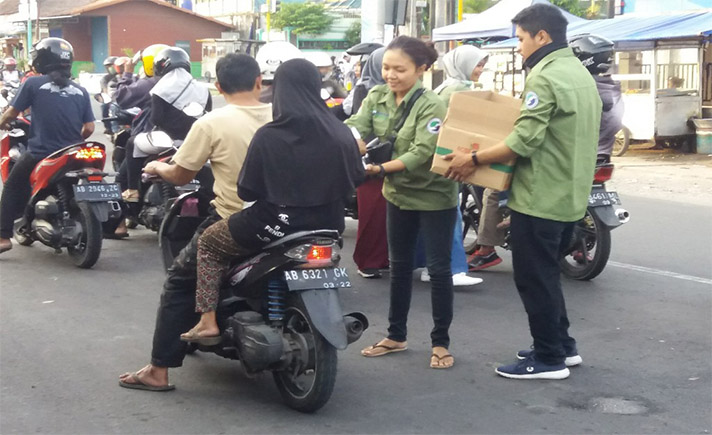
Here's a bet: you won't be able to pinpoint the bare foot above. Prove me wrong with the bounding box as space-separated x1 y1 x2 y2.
0 238 12 254
119 364 169 388
430 346 454 369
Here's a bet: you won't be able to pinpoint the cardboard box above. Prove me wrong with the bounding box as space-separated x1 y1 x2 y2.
431 91 521 191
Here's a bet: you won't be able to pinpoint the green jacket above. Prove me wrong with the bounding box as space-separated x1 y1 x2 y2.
436 82 470 107
346 81 458 210
504 47 601 222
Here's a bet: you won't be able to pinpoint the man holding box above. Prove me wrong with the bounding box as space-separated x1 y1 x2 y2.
444 3 601 380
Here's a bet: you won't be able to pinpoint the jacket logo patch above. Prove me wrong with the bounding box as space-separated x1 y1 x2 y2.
525 91 539 109
426 118 442 134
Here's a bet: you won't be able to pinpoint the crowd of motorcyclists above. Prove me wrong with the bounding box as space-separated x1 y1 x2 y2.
0 3 625 399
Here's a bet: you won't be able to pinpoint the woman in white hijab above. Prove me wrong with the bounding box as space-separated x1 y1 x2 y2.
419 45 489 287
434 45 488 104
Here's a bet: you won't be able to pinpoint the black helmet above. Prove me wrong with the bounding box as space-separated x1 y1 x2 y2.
569 34 615 75
153 47 191 77
103 55 118 74
346 42 384 56
31 37 74 74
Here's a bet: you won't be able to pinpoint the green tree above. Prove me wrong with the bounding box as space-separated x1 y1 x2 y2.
463 0 491 14
344 21 361 47
550 0 585 17
272 3 334 36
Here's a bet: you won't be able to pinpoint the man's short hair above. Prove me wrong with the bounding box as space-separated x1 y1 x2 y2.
512 4 568 44
216 53 260 94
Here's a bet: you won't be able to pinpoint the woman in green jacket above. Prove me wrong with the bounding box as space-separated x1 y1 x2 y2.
347 36 459 369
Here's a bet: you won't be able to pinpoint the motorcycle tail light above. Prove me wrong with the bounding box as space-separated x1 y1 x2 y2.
74 147 105 161
286 242 339 268
88 175 103 182
594 164 614 184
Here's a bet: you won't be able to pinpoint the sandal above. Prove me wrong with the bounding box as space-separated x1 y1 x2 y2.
180 328 222 346
430 352 454 369
118 372 175 392
361 340 407 357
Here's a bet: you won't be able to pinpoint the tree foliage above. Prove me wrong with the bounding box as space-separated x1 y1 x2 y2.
463 0 492 14
550 0 585 17
272 3 335 36
344 22 361 47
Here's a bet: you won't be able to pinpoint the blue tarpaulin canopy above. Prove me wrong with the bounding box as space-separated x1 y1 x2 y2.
432 0 586 42
484 9 712 50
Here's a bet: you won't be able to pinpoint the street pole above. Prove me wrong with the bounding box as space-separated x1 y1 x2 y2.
27 0 32 56
458 0 463 22
266 0 271 42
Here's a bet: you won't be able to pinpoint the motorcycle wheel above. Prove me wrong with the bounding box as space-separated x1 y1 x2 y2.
560 209 611 281
67 202 103 269
613 127 630 157
460 185 481 255
273 295 337 413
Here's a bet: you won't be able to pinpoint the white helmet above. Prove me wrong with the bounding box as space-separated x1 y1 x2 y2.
305 51 333 68
255 41 304 82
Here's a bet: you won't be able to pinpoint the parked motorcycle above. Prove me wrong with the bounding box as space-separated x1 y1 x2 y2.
461 162 630 281
159 191 368 412
0 140 122 268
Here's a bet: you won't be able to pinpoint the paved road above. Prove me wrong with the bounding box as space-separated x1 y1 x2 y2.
1 118 711 433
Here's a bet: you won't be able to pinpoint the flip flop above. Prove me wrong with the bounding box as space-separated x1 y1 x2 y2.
361 341 407 357
180 329 222 346
103 232 129 240
119 373 175 392
430 352 455 369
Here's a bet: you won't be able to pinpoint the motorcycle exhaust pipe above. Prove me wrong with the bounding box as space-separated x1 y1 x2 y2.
344 312 369 345
615 208 630 224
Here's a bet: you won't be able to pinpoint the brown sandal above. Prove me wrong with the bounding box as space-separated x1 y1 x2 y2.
361 341 408 357
430 352 454 369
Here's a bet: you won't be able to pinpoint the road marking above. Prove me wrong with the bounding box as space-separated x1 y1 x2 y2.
608 261 712 285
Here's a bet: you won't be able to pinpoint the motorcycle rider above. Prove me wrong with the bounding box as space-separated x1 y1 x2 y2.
179 58 363 347
570 34 623 164
118 53 273 391
2 57 21 84
121 47 212 203
0 38 95 254
306 51 348 100
255 41 304 104
99 55 118 134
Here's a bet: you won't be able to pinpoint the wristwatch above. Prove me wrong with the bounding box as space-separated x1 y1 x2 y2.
471 151 479 166
378 164 386 177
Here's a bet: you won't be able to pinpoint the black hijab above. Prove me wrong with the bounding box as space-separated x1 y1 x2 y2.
238 58 364 207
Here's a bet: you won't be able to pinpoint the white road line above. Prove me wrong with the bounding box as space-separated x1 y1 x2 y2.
608 261 712 285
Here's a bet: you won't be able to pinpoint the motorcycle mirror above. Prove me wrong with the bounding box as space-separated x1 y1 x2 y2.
320 88 330 100
93 93 105 104
182 102 204 118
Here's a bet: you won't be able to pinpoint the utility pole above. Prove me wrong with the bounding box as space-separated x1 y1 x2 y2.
26 0 32 54
265 0 271 41
607 0 615 18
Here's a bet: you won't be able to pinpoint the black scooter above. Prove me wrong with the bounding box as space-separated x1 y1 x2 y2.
158 191 368 413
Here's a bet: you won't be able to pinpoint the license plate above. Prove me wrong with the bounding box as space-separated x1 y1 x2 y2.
588 190 620 207
283 267 351 291
73 183 121 202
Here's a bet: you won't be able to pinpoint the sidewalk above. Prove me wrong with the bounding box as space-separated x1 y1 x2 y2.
609 146 712 207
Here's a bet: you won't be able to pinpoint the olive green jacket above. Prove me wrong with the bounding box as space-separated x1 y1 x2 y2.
504 48 602 222
346 81 458 210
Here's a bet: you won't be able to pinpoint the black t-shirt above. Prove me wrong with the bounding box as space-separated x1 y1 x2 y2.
228 200 345 251
11 76 94 157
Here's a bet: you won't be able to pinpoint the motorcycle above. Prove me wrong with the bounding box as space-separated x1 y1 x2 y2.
0 79 21 111
0 140 122 268
461 162 630 281
0 116 30 179
158 191 368 412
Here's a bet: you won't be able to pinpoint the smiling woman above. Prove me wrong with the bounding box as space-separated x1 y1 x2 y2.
345 35 462 369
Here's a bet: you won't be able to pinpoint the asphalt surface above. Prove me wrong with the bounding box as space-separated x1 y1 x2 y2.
1 115 711 433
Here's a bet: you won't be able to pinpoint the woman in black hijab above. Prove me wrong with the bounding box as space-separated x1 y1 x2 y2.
180 58 364 343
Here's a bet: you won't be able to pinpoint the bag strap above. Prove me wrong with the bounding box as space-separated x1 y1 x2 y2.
392 88 426 135
169 78 195 107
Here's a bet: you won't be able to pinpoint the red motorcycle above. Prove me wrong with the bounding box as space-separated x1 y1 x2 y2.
1 137 121 268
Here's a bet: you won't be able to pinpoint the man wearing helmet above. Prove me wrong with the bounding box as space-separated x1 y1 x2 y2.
0 38 95 254
121 46 212 202
99 56 119 134
2 57 20 85
570 34 624 164
254 41 303 103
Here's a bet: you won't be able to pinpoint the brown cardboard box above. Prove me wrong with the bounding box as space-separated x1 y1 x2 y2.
431 91 521 191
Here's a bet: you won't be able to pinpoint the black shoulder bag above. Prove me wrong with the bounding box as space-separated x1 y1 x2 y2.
364 88 426 164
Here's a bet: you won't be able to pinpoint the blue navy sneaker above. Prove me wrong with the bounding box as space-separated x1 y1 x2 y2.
516 348 582 367
496 355 570 380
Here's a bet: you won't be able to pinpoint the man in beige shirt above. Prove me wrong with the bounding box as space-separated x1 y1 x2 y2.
119 53 272 391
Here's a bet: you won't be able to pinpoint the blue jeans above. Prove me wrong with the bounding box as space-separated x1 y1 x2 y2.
386 201 456 348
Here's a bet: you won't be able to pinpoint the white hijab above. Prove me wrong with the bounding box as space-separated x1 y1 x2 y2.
434 45 488 95
150 68 209 113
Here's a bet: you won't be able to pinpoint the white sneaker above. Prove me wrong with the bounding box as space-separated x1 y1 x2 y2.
420 269 430 282
452 272 483 286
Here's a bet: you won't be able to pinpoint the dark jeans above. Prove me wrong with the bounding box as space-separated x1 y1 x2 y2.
386 201 456 348
0 152 41 239
124 135 146 190
510 210 577 365
101 103 112 131
151 212 221 368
